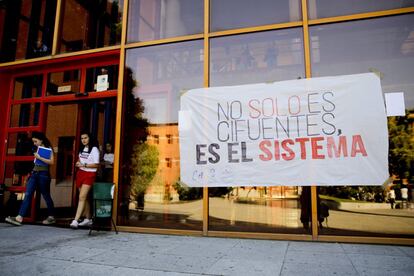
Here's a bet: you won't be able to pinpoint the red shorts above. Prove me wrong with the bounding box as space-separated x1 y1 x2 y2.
76 169 97 188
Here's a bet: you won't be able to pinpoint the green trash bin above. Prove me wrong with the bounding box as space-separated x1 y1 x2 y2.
89 182 118 235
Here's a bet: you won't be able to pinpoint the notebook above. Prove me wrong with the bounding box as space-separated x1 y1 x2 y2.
34 146 52 166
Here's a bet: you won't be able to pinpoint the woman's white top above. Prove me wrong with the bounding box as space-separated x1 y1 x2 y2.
103 153 114 168
401 188 408 200
79 146 100 172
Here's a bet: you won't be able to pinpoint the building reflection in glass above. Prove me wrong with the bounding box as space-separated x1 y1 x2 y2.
311 14 414 238
118 41 204 230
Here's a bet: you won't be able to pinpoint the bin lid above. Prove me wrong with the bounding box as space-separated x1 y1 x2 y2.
93 182 114 200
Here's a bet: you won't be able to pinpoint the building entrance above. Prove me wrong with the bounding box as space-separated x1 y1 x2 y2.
44 99 116 222
0 51 119 224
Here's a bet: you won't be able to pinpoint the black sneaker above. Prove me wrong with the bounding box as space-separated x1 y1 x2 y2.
5 216 22 226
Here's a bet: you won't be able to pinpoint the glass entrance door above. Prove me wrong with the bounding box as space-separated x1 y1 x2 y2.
44 99 116 221
45 103 77 214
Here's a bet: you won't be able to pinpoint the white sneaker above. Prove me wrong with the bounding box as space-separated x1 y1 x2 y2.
70 219 79 229
78 218 92 227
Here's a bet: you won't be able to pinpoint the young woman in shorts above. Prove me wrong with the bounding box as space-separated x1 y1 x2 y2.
70 132 100 229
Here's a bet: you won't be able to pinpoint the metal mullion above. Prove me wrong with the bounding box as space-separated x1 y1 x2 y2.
79 67 87 93
308 7 414 26
318 235 414 246
46 64 84 74
51 0 62 55
125 34 204 49
38 102 46 131
202 0 210 236
5 155 35 162
0 49 119 71
39 71 49 131
0 47 121 68
11 71 45 79
10 98 43 105
301 1 312 79
52 45 121 59
112 0 130 227
301 0 318 241
117 225 203 236
41 91 117 103
6 126 41 134
5 77 15 129
83 60 119 71
209 21 303 38
41 71 48 97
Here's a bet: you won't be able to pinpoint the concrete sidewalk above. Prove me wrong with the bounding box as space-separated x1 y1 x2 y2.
0 223 413 276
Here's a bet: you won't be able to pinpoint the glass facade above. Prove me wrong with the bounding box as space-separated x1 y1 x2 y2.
47 69 81 96
120 41 204 230
308 0 414 19
210 29 305 86
310 14 414 110
0 0 413 242
9 103 41 127
57 0 123 53
85 65 119 92
208 28 306 234
127 0 203 43
6 132 34 156
13 74 43 100
209 186 307 234
0 0 56 62
310 14 414 237
210 0 301 31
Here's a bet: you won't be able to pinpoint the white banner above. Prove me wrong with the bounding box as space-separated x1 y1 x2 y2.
179 73 389 187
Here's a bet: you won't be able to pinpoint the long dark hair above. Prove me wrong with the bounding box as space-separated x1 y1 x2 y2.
32 131 52 148
79 131 99 154
105 141 114 153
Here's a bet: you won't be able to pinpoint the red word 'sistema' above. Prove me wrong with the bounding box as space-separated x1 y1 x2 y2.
258 135 367 161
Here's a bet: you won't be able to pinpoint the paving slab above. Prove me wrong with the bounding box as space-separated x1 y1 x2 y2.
206 257 283 276
280 263 359 276
347 253 414 271
288 241 345 253
341 243 408 256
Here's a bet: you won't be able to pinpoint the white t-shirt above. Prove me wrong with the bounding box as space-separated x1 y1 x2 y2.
79 146 100 172
103 153 114 168
401 188 408 200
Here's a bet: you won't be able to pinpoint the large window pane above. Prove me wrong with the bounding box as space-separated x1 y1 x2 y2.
127 0 203 43
85 65 119 92
4 161 32 188
13 75 43 100
209 186 309 234
10 103 40 127
47 69 81 96
308 0 414 20
210 29 305 87
209 29 306 234
7 132 34 156
211 0 301 32
58 0 123 54
0 0 55 62
120 41 203 230
310 14 414 238
310 14 414 110
318 185 414 238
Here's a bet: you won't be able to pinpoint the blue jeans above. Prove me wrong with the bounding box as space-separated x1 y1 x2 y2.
18 171 55 217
